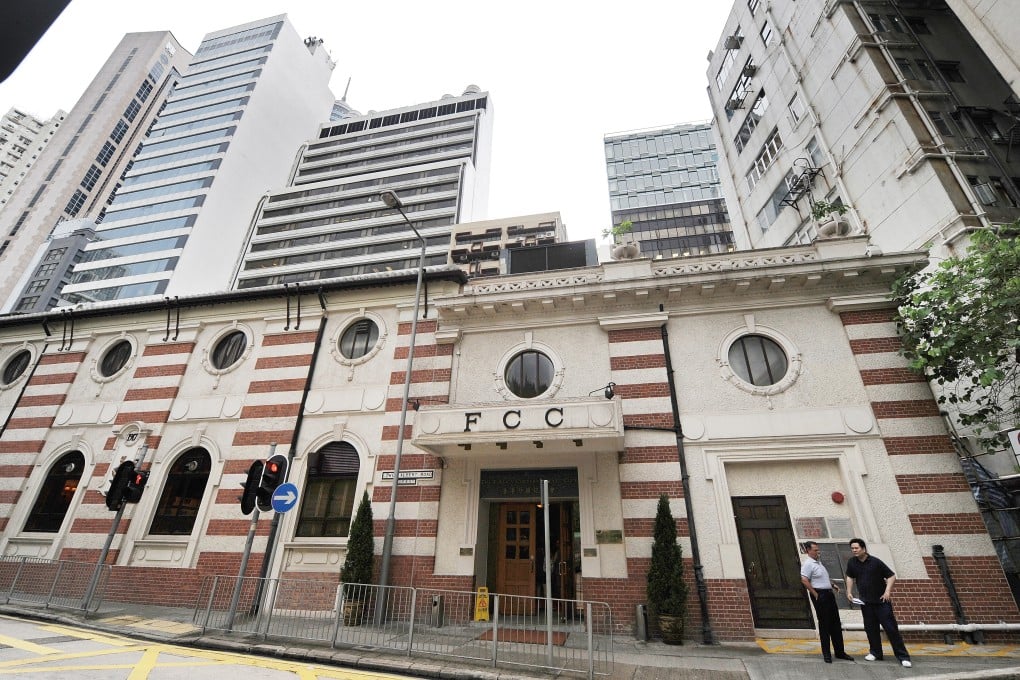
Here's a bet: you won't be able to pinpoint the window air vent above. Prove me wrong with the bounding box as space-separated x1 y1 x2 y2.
724 35 743 50
973 182 997 205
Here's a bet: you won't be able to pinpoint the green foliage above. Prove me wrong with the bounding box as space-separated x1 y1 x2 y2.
341 491 375 585
894 227 1020 449
646 494 688 618
601 220 634 240
811 199 848 221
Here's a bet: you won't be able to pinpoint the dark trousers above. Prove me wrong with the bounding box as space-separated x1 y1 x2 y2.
861 601 910 661
809 590 846 659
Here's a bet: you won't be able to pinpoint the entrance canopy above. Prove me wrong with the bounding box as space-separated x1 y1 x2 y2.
412 397 624 458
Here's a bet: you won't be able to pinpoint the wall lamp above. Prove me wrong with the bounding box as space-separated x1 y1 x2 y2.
589 382 616 400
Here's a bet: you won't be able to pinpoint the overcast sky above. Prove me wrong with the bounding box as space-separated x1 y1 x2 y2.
0 1 733 243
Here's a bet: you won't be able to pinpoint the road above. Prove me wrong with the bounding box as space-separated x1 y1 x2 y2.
0 614 414 679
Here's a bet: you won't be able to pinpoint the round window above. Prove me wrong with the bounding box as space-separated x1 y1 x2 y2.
504 350 555 398
2 349 31 386
339 319 379 360
100 340 132 377
211 330 247 370
728 334 788 387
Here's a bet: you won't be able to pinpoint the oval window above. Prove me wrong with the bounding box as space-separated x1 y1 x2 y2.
339 319 379 360
211 330 247 369
100 340 132 377
2 349 31 386
504 350 554 398
728 334 788 387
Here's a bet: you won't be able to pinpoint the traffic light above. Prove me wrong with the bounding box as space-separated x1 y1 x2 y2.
240 460 264 515
256 454 288 511
123 469 149 503
106 461 135 510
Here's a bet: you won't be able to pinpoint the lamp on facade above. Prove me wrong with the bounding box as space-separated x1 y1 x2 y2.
377 189 426 596
589 382 616 400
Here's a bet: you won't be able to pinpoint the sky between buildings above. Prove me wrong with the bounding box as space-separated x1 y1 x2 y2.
0 0 733 245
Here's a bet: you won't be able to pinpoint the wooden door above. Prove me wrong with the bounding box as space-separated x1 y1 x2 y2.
496 503 537 602
732 496 814 629
555 503 575 601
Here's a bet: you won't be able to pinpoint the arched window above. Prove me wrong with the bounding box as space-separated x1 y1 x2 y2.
24 451 85 532
2 349 31 386
296 442 360 537
149 448 211 536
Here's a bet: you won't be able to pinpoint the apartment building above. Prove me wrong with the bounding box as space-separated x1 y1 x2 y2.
0 107 66 211
707 0 1020 255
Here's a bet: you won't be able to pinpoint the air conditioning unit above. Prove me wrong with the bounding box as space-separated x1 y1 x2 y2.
723 35 743 50
455 254 469 263
972 182 998 206
728 94 746 109
742 64 757 77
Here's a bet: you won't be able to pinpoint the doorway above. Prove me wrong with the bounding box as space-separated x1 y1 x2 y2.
493 500 578 602
732 495 813 629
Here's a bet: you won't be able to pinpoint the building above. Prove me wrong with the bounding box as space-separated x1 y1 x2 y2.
604 123 734 260
1 235 1014 641
706 0 1020 256
0 107 66 211
58 16 336 306
449 212 565 278
232 87 492 289
0 33 190 311
945 1 1020 99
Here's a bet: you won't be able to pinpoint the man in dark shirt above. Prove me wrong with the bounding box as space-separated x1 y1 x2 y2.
844 537 912 668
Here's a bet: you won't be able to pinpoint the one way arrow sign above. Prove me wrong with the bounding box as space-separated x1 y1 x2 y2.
271 482 299 513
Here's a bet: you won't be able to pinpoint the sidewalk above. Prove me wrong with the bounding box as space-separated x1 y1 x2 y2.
3 600 1020 680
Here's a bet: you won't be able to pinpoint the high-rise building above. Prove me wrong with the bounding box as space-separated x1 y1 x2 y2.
0 107 66 211
233 87 492 289
603 123 734 260
59 16 336 305
0 33 190 311
707 0 1020 255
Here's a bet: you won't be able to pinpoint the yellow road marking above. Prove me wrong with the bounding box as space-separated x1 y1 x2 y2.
127 645 162 680
0 634 59 656
37 623 137 647
0 643 152 668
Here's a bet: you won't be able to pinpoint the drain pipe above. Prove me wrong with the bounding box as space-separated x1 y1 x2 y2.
660 315 715 645
257 291 329 585
932 544 973 642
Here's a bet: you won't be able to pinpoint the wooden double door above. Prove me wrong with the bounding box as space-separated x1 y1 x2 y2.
495 501 576 603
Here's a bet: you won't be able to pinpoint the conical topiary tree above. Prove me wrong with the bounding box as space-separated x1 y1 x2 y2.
341 491 374 585
646 494 688 643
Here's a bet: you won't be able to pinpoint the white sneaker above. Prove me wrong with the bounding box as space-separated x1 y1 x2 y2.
864 654 877 661
901 660 912 668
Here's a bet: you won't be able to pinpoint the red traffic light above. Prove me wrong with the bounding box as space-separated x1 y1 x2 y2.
266 461 280 474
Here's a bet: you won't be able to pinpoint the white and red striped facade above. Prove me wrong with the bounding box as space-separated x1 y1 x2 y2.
0 236 1015 639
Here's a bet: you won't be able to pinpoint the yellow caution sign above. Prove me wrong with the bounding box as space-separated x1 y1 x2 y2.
474 587 490 621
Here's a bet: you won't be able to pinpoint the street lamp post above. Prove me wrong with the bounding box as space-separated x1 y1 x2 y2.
377 190 426 597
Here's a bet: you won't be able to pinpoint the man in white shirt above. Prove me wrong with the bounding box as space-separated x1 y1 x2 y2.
800 541 853 663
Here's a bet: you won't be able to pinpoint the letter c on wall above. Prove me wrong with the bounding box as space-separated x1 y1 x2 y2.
503 410 521 429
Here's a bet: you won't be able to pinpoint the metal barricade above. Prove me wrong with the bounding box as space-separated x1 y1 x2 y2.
0 556 110 613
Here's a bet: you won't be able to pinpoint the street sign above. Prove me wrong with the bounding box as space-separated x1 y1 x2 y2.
271 482 299 513
381 469 434 486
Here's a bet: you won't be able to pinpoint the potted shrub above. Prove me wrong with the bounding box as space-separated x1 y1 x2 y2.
602 220 639 260
810 199 851 238
646 494 688 644
340 491 374 624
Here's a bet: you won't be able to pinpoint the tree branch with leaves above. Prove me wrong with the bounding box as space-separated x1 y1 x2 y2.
894 227 1020 450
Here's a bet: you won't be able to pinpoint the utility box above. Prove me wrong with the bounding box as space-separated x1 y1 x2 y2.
635 603 648 641
430 594 445 627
